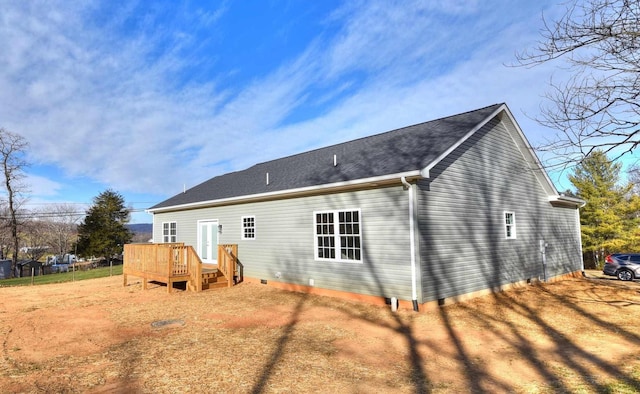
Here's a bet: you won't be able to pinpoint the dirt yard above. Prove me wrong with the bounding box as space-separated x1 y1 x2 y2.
1 271 639 393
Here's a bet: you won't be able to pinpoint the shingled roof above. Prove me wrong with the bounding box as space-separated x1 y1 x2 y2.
150 103 505 211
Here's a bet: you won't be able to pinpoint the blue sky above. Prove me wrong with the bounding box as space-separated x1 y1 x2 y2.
0 1 602 223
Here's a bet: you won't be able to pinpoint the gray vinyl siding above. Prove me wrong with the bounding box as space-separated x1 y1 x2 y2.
417 116 582 303
150 109 582 304
153 186 414 300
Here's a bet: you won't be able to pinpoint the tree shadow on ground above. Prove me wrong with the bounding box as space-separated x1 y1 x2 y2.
440 280 640 392
244 116 631 392
246 275 640 393
251 293 309 394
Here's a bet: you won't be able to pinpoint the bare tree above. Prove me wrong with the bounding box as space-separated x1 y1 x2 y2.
39 203 83 257
21 218 50 262
516 0 640 167
0 128 29 276
0 205 12 259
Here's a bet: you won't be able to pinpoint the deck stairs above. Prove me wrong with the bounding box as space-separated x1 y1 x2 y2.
123 243 238 293
201 266 232 290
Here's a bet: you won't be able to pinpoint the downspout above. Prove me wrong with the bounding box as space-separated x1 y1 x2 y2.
401 176 419 312
576 205 585 274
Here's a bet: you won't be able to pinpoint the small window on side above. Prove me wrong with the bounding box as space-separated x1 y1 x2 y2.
504 212 516 239
242 216 256 240
162 221 177 243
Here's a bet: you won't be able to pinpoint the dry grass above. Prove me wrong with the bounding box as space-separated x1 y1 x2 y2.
1 271 640 393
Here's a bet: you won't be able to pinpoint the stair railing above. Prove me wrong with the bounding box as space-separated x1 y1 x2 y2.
172 245 203 291
124 243 202 292
218 244 238 287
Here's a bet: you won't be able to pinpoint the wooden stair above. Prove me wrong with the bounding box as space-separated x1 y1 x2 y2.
201 267 231 290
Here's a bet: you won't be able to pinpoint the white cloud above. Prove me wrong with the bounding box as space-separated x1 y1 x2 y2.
0 0 574 200
25 174 64 197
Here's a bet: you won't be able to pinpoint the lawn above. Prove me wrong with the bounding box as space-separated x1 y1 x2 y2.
0 264 123 287
0 270 639 393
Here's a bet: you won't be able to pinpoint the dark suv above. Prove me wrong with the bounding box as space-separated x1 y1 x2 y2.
603 254 640 281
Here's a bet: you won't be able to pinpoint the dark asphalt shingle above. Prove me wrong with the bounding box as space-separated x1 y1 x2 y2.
151 103 502 210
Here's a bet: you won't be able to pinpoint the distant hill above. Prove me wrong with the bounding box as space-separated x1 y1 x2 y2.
127 223 152 234
127 223 153 243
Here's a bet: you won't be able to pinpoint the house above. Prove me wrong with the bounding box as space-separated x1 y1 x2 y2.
18 260 43 277
0 259 11 279
146 103 584 310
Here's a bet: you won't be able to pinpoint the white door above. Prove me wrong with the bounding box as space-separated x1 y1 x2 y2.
197 220 219 264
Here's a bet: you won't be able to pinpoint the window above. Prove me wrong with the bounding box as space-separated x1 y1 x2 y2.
504 212 516 239
242 216 255 239
163 222 177 243
314 209 361 262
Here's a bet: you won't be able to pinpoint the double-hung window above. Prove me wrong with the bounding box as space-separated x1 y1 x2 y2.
504 212 516 239
314 209 362 262
162 222 177 243
242 216 256 239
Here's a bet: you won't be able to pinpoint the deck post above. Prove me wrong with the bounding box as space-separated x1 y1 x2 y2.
123 243 235 293
195 250 202 292
167 246 173 293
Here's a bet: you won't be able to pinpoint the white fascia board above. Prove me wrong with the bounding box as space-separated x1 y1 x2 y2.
549 195 586 208
147 170 422 213
420 104 560 198
420 105 506 179
499 105 559 196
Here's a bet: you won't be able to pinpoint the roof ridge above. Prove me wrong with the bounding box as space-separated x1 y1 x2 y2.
249 103 504 168
150 102 506 210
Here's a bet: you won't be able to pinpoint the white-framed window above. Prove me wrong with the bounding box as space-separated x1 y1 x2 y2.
162 221 177 243
504 212 516 239
314 209 362 262
242 216 255 239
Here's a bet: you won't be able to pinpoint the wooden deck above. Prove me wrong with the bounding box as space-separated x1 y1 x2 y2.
123 243 238 293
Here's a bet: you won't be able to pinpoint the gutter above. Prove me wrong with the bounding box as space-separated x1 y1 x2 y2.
401 176 419 312
148 170 423 214
549 194 586 208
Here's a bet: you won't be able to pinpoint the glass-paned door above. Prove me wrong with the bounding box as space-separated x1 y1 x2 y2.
198 220 219 264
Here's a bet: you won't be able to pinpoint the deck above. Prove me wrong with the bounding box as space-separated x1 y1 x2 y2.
123 243 238 293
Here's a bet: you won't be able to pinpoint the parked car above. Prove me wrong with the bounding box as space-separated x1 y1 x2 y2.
603 254 640 281
46 254 77 265
50 263 69 273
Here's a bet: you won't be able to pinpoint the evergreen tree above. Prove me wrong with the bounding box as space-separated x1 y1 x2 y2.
569 150 633 267
76 190 132 261
617 192 640 251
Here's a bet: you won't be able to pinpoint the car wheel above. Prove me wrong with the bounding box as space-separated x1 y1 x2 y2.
617 269 634 281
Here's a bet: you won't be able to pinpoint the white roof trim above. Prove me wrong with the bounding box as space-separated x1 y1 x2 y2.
420 105 505 178
151 104 569 214
148 170 422 213
549 195 586 208
499 105 558 196
421 104 559 197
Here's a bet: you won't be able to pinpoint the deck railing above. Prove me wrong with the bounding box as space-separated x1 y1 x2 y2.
123 243 237 292
123 243 203 292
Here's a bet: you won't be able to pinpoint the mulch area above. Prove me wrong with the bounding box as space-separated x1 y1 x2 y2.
0 270 639 393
